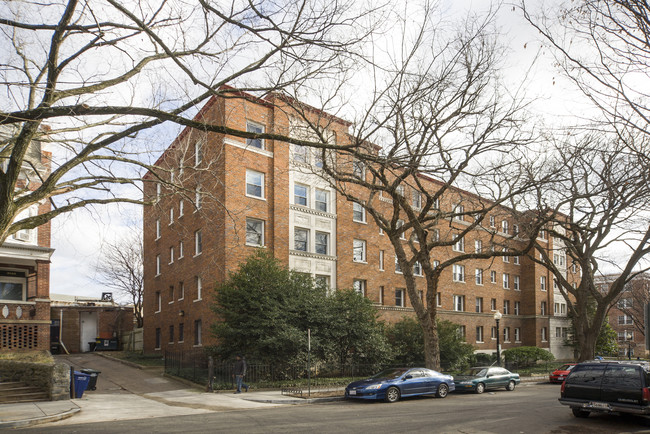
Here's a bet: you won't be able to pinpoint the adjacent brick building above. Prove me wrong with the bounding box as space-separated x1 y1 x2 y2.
0 126 54 352
142 90 575 359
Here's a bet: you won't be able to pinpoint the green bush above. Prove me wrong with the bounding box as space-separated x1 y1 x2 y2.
503 346 554 368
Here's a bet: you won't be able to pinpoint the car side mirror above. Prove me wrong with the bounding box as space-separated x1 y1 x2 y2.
403 375 413 380
486 374 492 378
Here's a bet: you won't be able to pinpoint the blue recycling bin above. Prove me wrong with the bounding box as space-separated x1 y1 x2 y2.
73 371 90 398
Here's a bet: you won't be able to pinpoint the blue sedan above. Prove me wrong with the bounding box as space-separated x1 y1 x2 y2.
345 367 455 403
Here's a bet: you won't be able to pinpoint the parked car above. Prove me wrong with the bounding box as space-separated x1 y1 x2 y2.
453 366 520 394
559 361 650 418
549 363 577 384
345 367 455 403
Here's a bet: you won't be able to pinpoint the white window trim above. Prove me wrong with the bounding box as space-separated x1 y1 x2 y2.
246 217 265 247
353 239 367 263
245 169 266 200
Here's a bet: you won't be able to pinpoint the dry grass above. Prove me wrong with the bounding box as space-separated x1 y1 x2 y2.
0 351 54 364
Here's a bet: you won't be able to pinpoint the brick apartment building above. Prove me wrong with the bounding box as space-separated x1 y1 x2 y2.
142 91 575 359
0 126 54 352
598 273 650 358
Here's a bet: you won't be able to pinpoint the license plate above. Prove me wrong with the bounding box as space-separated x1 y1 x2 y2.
589 402 610 410
558 376 564 380
349 390 356 395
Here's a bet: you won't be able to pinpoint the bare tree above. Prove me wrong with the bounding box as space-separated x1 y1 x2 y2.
312 8 542 369
94 230 144 328
0 0 379 243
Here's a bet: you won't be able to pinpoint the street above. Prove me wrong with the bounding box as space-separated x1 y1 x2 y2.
21 381 650 433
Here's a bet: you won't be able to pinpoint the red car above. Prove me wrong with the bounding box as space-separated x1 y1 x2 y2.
549 363 577 383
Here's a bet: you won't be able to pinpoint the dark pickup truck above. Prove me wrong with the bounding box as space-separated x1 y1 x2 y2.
559 361 650 418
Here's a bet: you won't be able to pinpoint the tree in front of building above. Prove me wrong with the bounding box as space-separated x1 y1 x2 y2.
210 251 388 367
565 310 619 358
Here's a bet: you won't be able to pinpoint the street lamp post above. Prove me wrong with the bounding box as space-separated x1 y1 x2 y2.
627 331 633 361
494 310 503 366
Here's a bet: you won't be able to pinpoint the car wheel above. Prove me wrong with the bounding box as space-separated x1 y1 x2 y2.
506 380 516 391
475 382 485 394
572 408 590 418
385 386 400 403
436 383 449 398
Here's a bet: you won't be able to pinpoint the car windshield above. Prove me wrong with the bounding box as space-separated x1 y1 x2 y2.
460 368 487 377
369 368 409 380
558 364 574 371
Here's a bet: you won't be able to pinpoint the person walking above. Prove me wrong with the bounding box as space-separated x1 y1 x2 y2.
233 354 249 393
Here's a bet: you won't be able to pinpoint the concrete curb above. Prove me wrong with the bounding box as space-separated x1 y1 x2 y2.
0 406 80 429
92 352 163 371
240 395 346 405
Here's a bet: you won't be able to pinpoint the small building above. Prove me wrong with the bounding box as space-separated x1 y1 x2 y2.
50 293 135 353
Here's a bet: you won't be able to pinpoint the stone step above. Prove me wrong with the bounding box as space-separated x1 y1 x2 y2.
0 380 49 403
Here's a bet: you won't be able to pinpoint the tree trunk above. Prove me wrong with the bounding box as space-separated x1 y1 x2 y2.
422 316 440 370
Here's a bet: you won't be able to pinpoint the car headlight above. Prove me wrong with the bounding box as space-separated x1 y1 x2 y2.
365 384 382 390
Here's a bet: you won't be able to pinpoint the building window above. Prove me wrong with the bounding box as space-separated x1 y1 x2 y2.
475 297 483 313
514 275 520 291
353 159 365 180
503 273 510 289
395 289 405 307
155 328 161 349
294 228 309 252
156 183 161 203
540 276 546 291
179 241 184 259
432 229 440 242
379 250 385 271
179 281 184 300
194 230 202 255
475 269 483 285
618 298 633 309
490 270 497 284
246 218 264 247
491 326 497 339
453 295 465 312
315 232 329 255
514 327 521 342
514 301 520 315
619 315 633 325
169 325 174 343
453 264 465 282
195 189 202 210
169 207 174 224
475 239 482 253
397 220 406 240
457 326 466 339
514 255 520 265
155 291 161 313
293 144 308 163
491 298 497 311
169 246 174 264
395 256 402 273
156 255 161 276
503 300 510 314
353 279 366 296
454 204 465 221
502 220 509 234
194 139 202 166
413 261 422 276
504 327 511 342
179 200 184 217
541 301 547 315
476 326 484 343
315 189 329 212
294 183 308 206
195 276 202 301
541 327 548 342
194 319 202 346
453 234 465 252
315 275 330 289
502 247 509 263
245 170 264 198
353 239 366 262
178 323 184 342
436 292 442 307
379 286 385 305
513 224 519 236
246 121 264 149
155 219 161 239
352 202 366 223
412 191 422 209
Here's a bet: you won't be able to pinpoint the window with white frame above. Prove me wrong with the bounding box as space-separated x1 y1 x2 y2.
433 229 440 241
156 255 161 276
540 276 547 291
433 198 440 209
475 239 482 253
246 170 264 198
502 247 509 262
541 301 547 315
353 279 366 296
436 292 442 307
169 246 174 264
155 291 161 312
618 298 633 309
315 232 329 255
379 286 385 305
395 289 405 307
246 218 264 247
433 260 440 268
294 228 309 252
156 219 161 239
619 315 633 325
179 281 184 300
194 319 202 346
315 189 329 212
396 185 404 197
475 268 483 285
397 220 406 239
476 326 484 343
294 184 308 206
491 326 497 339
379 250 385 271
457 326 466 339
156 183 161 203
489 216 495 227
502 220 509 234
352 202 366 223
503 300 510 314
514 301 520 315
453 264 465 282
293 144 308 163
541 327 548 342
195 189 202 210
513 224 519 236
514 328 521 342
352 159 365 180
246 121 264 149
504 327 511 342
453 295 465 311
476 297 483 313
453 204 465 221
453 234 465 252
514 275 520 291
353 239 366 262
413 261 422 276
195 276 202 301
490 270 497 284
412 190 422 209
179 200 184 217
194 230 202 255
179 241 184 259
395 256 402 273
503 273 510 289
514 255 520 265
491 298 497 311
169 207 174 224
194 139 203 166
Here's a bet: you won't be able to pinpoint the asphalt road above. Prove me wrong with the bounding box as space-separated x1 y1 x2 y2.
20 383 650 433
